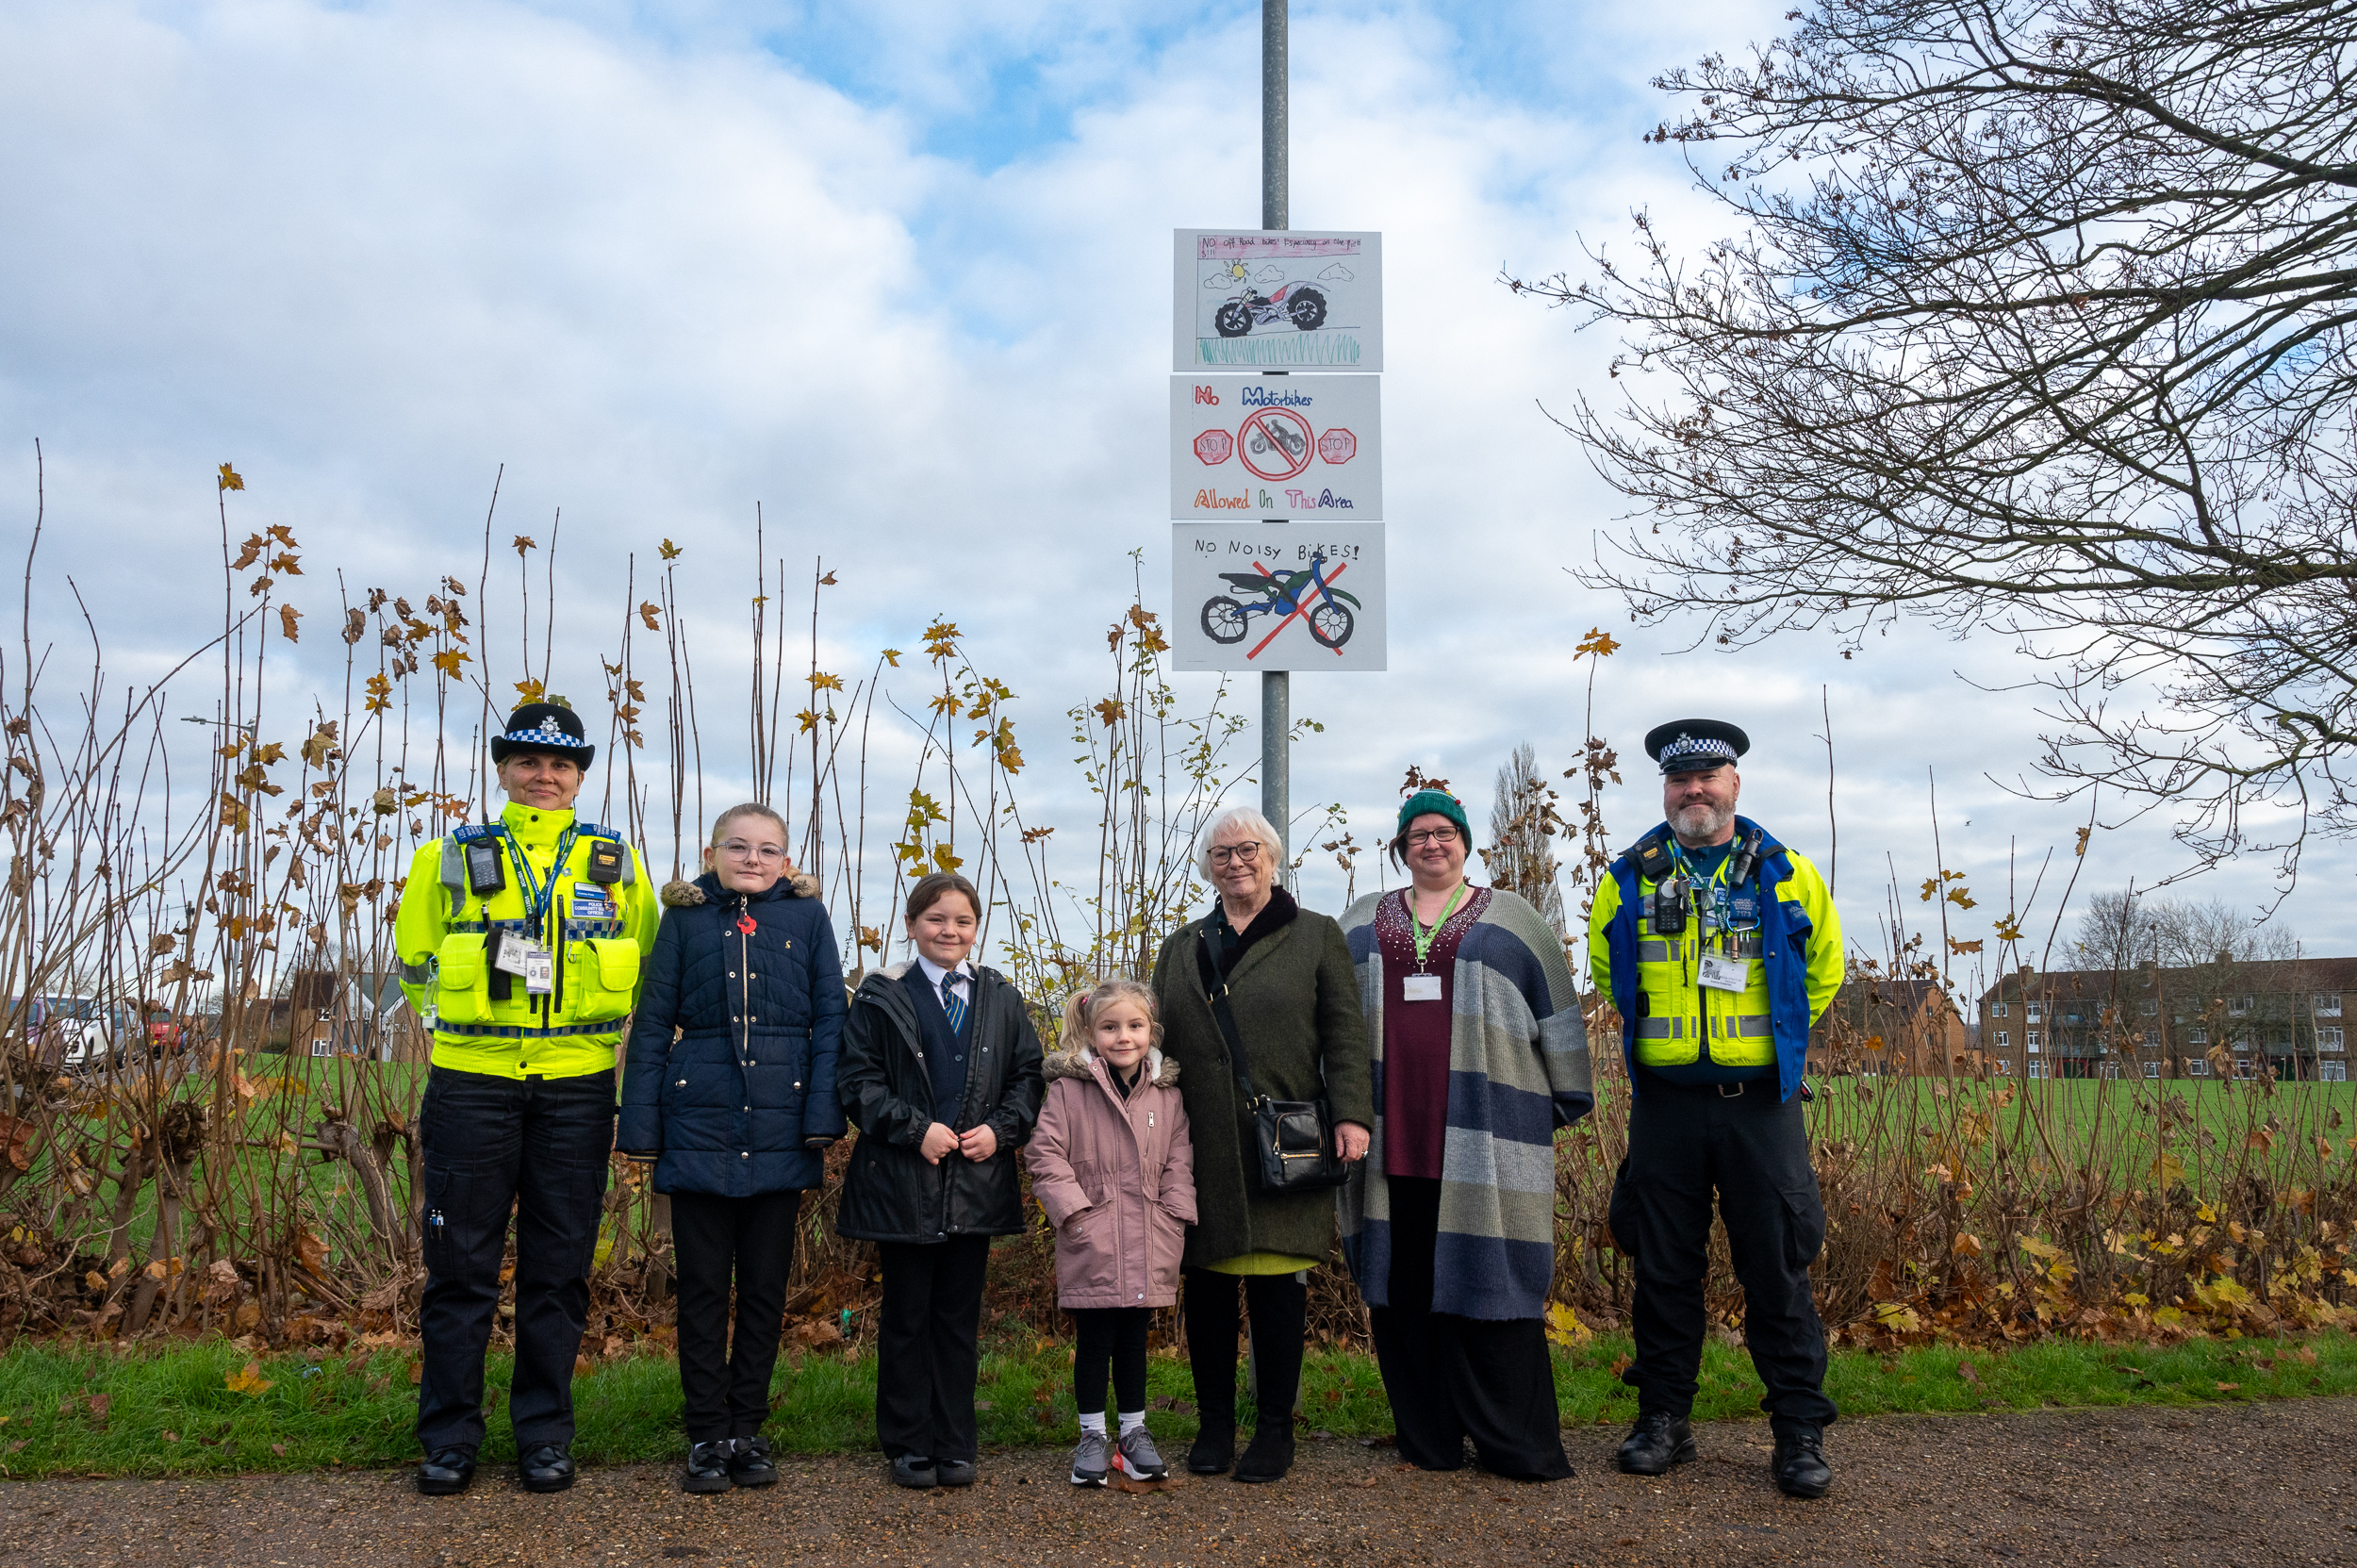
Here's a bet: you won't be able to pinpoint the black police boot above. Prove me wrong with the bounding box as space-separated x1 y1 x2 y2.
725 1435 779 1489
415 1445 478 1496
683 1440 733 1494
518 1441 577 1494
1772 1427 1831 1498
1187 1411 1237 1475
1615 1411 1697 1476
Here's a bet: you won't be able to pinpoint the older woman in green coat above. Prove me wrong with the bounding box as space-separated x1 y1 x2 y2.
1150 804 1374 1484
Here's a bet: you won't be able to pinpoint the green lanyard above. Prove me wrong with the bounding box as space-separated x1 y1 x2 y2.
1409 882 1469 969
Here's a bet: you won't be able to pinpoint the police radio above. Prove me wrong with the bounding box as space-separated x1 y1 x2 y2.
464 837 507 898
1650 876 1689 935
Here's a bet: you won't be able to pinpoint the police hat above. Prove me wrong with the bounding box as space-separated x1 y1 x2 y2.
490 701 596 769
1644 718 1748 776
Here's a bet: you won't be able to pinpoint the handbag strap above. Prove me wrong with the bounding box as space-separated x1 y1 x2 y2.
1196 928 1267 1111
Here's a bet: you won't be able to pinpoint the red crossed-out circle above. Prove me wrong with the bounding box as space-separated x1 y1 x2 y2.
1236 405 1314 482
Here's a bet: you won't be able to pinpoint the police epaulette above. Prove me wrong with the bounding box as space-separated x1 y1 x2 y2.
573 822 620 839
449 823 502 843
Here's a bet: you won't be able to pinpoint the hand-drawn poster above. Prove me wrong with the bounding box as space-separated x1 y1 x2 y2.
1171 375 1381 520
1172 230 1383 371
1171 522 1387 672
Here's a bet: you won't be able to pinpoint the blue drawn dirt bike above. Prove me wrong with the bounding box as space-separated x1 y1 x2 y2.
1200 551 1360 650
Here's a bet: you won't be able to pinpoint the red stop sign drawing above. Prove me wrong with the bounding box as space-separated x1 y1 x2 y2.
1317 427 1358 465
1236 406 1314 482
1194 428 1234 465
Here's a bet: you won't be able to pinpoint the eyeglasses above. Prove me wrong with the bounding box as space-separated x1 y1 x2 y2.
1209 841 1263 866
1406 828 1459 848
717 839 787 865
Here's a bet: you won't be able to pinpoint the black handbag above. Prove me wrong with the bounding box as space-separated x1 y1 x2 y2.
1197 929 1349 1194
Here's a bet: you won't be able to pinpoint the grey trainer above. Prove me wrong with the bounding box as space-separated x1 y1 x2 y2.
1069 1428 1111 1487
1115 1426 1169 1481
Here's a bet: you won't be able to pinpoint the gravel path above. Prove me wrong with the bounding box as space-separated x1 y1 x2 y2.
7 1399 2356 1567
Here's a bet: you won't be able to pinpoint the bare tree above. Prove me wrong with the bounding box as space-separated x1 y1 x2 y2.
2070 890 2300 970
1509 0 2357 886
1481 742 1569 936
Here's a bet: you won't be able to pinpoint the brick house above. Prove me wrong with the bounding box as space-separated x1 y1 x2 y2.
1974 957 2354 1081
1820 977 1973 1076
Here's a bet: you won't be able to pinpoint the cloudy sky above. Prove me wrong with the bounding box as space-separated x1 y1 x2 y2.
2 0 2346 977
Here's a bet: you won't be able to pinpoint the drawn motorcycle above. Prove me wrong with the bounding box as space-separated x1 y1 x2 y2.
1200 551 1359 651
1247 416 1308 463
1212 281 1329 338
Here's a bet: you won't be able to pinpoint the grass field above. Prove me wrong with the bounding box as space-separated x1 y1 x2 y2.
6 1329 2351 1479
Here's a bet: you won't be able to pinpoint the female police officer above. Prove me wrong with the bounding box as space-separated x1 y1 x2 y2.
1588 719 1843 1499
395 701 659 1495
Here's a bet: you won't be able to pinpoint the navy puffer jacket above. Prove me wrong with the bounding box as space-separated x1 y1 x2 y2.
618 869 849 1195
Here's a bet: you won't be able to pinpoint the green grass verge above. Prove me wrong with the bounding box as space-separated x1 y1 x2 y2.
6 1329 2353 1479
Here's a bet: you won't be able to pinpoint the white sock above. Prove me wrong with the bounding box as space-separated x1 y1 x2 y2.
1078 1411 1108 1437
1117 1411 1147 1436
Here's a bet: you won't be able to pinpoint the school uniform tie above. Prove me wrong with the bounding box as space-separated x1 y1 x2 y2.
941 971 968 1034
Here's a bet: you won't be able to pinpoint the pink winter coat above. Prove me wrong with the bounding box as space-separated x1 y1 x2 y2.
1024 1048 1197 1310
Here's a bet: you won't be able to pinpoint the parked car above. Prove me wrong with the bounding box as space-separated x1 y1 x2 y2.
22 995 129 1074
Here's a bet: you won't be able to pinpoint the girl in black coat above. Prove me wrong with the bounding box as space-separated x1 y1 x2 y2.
618 802 847 1494
835 871 1045 1488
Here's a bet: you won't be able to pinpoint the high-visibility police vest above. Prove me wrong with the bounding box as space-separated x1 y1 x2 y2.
393 801 659 1080
1589 816 1843 1098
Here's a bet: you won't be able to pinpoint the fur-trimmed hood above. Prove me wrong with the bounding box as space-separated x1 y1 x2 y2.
661 868 822 908
1042 1046 1178 1089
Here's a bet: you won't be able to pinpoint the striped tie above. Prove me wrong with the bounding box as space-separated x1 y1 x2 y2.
941 971 967 1034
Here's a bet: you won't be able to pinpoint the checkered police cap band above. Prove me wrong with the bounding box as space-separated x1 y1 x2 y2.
503 717 589 751
1657 733 1739 768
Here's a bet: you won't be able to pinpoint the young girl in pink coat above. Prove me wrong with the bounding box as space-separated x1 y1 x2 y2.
1025 978 1197 1487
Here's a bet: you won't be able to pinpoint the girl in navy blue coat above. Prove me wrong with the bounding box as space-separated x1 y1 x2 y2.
619 802 847 1494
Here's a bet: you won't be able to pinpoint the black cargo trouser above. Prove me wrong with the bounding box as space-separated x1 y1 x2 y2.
417 1065 615 1455
1609 1075 1838 1437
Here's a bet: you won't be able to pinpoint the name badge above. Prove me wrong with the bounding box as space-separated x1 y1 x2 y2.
523 945 556 996
1698 952 1748 993
491 936 531 977
1402 974 1442 1002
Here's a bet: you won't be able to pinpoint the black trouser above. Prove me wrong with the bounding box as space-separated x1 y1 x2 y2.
417 1065 615 1455
1610 1077 1837 1436
1370 1176 1573 1478
671 1189 804 1444
1181 1267 1305 1432
1070 1306 1150 1419
874 1235 991 1462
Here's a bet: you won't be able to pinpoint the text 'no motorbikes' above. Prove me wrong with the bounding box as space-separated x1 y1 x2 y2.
1170 375 1382 520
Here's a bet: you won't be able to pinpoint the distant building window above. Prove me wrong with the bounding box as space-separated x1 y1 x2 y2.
2027 1061 2048 1080
2188 1058 2211 1077
1995 1031 2011 1048
2027 1032 2041 1049
2140 998 2158 1015
2319 1028 2345 1051
2027 1001 2044 1022
2139 1029 2154 1046
2143 1061 2160 1080
2100 1061 2120 1079
2325 1063 2349 1083
2231 996 2254 1015
2234 1058 2257 1080
2319 994 2344 1017
2189 1027 2209 1044
1990 1001 2009 1018
1991 1058 2011 1075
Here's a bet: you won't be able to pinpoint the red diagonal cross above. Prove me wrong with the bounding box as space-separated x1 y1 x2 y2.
1246 558 1351 660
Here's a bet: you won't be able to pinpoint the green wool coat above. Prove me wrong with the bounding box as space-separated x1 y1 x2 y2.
1149 903 1376 1268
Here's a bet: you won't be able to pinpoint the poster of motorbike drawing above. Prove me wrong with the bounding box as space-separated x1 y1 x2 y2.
1171 375 1381 520
1171 522 1387 672
1172 229 1383 371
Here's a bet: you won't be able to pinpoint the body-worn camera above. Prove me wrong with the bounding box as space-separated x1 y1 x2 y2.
1650 875 1689 935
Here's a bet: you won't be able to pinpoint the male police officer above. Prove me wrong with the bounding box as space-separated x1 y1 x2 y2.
396 702 659 1496
1589 719 1843 1498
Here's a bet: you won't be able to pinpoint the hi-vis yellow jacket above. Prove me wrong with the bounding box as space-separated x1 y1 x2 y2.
1588 816 1842 1100
394 801 659 1079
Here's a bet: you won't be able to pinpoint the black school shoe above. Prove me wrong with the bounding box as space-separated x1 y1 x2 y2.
683 1440 733 1494
932 1457 977 1487
1187 1423 1236 1475
726 1435 779 1488
1772 1428 1832 1498
889 1454 938 1489
1230 1424 1294 1483
415 1445 478 1496
1615 1411 1696 1476
518 1442 577 1494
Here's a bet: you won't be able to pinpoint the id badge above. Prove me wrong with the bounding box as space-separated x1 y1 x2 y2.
523 945 555 996
1698 952 1748 993
1402 974 1443 1002
490 935 531 977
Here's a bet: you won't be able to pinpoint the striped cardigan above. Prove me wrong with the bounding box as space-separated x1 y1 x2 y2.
1336 886 1594 1320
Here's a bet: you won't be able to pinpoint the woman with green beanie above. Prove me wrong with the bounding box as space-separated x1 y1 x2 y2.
1336 787 1595 1479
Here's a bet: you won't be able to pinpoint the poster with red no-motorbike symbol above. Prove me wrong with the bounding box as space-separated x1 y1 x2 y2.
1171 522 1387 672
1170 375 1382 520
